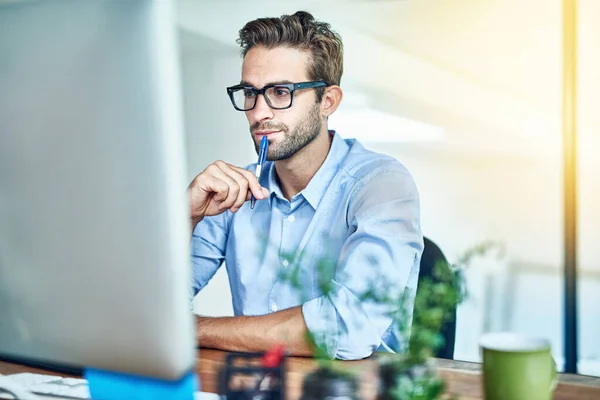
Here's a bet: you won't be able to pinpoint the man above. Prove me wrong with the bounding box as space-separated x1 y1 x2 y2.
188 11 423 360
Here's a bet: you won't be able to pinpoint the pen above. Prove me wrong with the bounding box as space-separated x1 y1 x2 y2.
251 136 269 209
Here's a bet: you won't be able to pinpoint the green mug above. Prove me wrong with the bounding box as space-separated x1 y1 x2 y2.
480 332 557 400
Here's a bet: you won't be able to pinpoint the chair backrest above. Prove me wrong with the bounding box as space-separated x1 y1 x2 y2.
415 236 457 359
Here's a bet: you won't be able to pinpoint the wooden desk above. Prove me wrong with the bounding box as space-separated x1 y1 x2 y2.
2 349 600 399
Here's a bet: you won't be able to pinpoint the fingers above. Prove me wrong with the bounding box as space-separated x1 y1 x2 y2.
245 187 270 201
228 165 270 201
205 163 240 211
204 161 269 213
213 161 249 212
187 172 230 222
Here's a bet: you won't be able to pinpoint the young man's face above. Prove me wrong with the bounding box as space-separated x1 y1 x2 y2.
241 46 324 161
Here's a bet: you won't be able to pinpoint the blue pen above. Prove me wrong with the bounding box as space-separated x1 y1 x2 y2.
259 136 269 165
251 136 269 209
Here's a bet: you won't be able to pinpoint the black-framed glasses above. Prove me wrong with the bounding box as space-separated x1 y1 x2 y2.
226 81 328 111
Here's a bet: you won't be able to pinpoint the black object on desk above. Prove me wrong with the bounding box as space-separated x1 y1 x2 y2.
300 366 360 400
0 354 83 376
220 350 286 400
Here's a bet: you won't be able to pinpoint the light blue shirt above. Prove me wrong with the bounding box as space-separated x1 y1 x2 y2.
191 132 423 360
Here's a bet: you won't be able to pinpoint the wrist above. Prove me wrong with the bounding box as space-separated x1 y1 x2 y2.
191 217 203 231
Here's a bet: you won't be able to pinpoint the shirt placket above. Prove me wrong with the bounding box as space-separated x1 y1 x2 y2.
269 199 301 313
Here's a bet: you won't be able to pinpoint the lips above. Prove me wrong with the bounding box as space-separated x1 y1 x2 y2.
254 130 280 135
253 130 281 137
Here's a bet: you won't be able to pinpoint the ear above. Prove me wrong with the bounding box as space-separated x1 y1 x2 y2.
320 85 343 118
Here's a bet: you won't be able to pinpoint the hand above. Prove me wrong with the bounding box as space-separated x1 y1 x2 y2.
188 160 269 226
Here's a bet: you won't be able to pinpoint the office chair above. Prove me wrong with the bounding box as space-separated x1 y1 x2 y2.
415 236 457 360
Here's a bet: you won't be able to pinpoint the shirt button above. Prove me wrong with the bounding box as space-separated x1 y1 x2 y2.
282 259 289 267
271 303 278 312
287 215 295 223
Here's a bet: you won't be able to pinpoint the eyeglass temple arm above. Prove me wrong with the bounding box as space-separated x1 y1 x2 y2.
295 82 327 90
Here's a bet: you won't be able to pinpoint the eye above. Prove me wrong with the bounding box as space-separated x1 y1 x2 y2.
273 87 290 96
243 88 256 97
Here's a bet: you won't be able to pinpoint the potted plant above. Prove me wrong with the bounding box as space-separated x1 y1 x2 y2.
374 240 504 400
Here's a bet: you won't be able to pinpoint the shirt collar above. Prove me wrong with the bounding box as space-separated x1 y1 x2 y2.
266 130 350 210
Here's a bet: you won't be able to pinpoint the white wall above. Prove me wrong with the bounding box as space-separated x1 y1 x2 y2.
180 30 250 317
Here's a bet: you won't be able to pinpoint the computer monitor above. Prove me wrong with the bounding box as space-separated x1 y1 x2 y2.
0 0 196 381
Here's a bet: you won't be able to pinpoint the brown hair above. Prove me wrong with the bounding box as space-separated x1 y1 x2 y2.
237 11 343 101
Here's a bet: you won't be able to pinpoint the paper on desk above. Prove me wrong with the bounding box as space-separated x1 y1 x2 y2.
195 392 223 400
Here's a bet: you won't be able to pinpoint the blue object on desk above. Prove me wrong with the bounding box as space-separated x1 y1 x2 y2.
84 368 197 400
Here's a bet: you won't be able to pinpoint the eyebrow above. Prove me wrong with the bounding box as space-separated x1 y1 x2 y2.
239 80 294 87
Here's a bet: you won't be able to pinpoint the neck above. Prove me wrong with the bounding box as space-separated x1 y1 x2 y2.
274 128 332 201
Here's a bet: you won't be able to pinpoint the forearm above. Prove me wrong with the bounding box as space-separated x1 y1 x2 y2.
196 306 314 356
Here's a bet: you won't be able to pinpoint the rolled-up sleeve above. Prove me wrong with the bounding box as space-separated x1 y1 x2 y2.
190 212 229 298
302 169 423 360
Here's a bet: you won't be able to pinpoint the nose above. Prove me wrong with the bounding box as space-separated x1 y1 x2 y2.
246 93 274 124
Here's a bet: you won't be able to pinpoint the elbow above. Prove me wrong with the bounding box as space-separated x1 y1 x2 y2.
334 336 379 360
333 315 382 360
336 348 376 361
301 295 388 361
